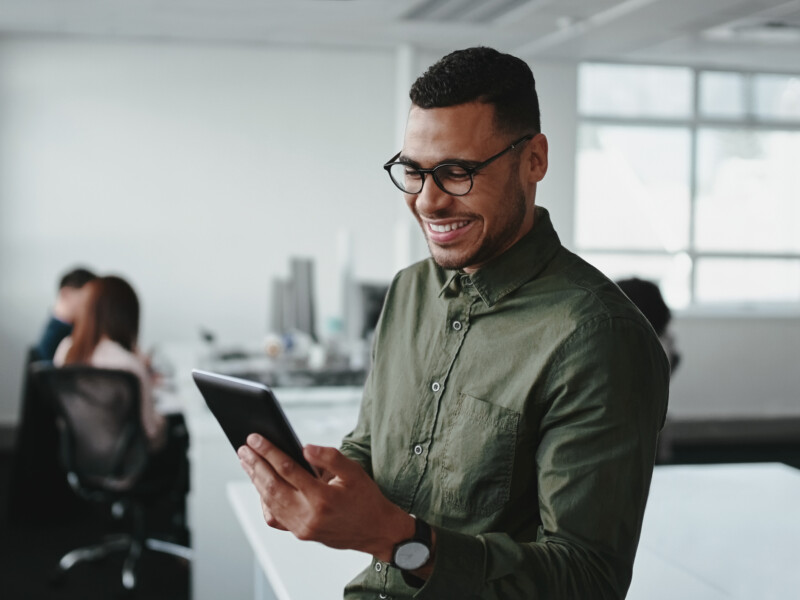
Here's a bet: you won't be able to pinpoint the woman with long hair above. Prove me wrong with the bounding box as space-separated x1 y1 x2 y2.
53 275 166 452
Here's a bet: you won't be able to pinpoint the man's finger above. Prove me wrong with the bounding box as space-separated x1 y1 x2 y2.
239 443 297 508
247 434 318 493
303 445 362 480
261 498 288 531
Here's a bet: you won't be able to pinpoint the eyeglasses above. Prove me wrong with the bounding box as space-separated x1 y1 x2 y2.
383 134 534 197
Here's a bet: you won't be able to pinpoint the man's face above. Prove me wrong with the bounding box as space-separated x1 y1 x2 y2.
55 285 91 323
400 102 546 273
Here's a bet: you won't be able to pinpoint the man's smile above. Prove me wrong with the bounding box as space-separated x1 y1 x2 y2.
423 219 474 243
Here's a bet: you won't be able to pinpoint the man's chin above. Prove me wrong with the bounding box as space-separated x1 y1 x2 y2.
427 244 472 271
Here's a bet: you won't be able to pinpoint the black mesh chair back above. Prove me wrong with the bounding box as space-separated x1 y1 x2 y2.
28 363 191 591
32 364 149 494
7 349 82 525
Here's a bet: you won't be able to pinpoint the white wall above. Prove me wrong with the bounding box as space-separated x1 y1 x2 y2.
533 61 578 245
670 315 800 417
0 38 401 422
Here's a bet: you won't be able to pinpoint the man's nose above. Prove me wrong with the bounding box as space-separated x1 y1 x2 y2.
413 176 453 215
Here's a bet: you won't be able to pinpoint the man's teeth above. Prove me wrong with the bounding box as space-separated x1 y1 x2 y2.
429 221 468 233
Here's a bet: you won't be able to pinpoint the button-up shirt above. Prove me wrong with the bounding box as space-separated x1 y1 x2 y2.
340 206 670 599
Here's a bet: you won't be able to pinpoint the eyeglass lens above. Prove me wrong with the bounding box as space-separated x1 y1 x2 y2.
387 163 472 196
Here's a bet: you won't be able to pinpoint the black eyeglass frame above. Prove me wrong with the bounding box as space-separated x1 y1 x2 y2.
383 133 535 197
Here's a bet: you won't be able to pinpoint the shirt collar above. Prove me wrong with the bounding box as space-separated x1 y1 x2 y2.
438 206 561 306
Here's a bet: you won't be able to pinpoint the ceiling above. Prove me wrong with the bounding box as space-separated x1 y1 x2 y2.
1 0 799 72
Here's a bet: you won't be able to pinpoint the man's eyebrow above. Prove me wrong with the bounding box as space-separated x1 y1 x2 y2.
396 153 421 167
397 154 478 168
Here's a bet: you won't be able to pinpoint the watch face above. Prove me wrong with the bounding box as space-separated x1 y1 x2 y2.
394 541 430 570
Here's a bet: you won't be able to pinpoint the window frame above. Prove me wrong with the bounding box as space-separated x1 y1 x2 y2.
576 62 800 315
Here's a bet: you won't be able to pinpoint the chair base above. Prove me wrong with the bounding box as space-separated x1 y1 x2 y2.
52 533 192 591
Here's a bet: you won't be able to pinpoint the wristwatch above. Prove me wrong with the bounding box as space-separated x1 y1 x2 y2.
391 516 432 571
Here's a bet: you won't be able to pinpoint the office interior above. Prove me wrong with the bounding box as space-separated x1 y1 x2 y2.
0 1 799 599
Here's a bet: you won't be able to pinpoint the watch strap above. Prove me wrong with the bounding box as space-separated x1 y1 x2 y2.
412 516 432 548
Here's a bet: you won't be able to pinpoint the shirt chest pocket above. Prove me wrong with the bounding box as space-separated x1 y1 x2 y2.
439 393 520 518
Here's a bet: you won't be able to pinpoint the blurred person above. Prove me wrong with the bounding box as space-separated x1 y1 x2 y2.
53 275 167 452
8 267 96 525
616 277 681 374
34 267 97 361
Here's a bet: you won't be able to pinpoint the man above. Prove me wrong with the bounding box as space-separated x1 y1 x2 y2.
238 47 669 599
33 266 97 361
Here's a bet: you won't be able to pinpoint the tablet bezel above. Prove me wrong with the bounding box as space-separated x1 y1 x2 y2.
191 369 319 477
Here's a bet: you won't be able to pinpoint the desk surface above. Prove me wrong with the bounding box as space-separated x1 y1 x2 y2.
630 462 800 599
229 463 800 600
228 483 368 600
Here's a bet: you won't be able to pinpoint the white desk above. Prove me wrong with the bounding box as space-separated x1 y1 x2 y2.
228 483 368 600
629 463 800 599
230 463 800 600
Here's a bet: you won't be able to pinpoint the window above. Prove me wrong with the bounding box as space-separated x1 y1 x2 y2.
576 63 800 310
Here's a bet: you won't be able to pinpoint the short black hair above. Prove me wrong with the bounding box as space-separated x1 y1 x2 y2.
59 267 97 290
616 278 671 336
409 46 540 135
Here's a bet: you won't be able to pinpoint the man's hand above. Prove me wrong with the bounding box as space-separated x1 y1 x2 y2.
237 434 414 562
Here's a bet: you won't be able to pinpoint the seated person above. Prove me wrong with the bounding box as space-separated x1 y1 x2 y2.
616 277 681 374
8 267 96 524
34 267 97 361
54 275 167 452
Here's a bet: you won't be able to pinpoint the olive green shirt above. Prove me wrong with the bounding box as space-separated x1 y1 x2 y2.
340 206 670 599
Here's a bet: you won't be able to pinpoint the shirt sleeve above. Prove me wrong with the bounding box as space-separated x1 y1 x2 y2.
339 273 399 477
339 377 374 478
35 316 72 361
413 316 670 600
52 336 72 366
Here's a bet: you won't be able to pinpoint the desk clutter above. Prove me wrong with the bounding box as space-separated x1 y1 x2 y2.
196 255 386 390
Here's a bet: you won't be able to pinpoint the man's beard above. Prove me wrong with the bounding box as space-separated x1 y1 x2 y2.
424 181 528 271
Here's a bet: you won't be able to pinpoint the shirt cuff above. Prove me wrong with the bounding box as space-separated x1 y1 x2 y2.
413 526 485 598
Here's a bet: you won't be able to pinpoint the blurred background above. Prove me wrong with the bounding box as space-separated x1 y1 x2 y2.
1 0 798 427
1 2 799 599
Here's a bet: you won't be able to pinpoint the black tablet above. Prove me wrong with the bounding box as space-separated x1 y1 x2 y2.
191 369 318 477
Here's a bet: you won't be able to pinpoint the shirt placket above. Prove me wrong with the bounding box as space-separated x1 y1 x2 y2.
403 278 477 515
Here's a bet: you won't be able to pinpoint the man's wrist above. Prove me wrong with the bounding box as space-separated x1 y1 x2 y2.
374 509 416 563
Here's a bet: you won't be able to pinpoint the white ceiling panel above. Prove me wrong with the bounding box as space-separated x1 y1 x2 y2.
0 0 797 71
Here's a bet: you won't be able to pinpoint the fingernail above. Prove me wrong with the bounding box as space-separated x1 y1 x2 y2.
247 433 262 448
305 444 320 456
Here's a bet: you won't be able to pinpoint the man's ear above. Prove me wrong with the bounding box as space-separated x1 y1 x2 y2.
525 133 548 184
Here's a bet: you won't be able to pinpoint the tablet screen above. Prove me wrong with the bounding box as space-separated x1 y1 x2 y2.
192 369 318 477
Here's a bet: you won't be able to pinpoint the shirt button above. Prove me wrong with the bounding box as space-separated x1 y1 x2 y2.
375 562 382 572
431 381 441 392
414 444 423 455
452 320 462 331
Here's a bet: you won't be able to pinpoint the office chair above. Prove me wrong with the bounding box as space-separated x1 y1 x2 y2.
30 363 192 592
7 349 83 526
